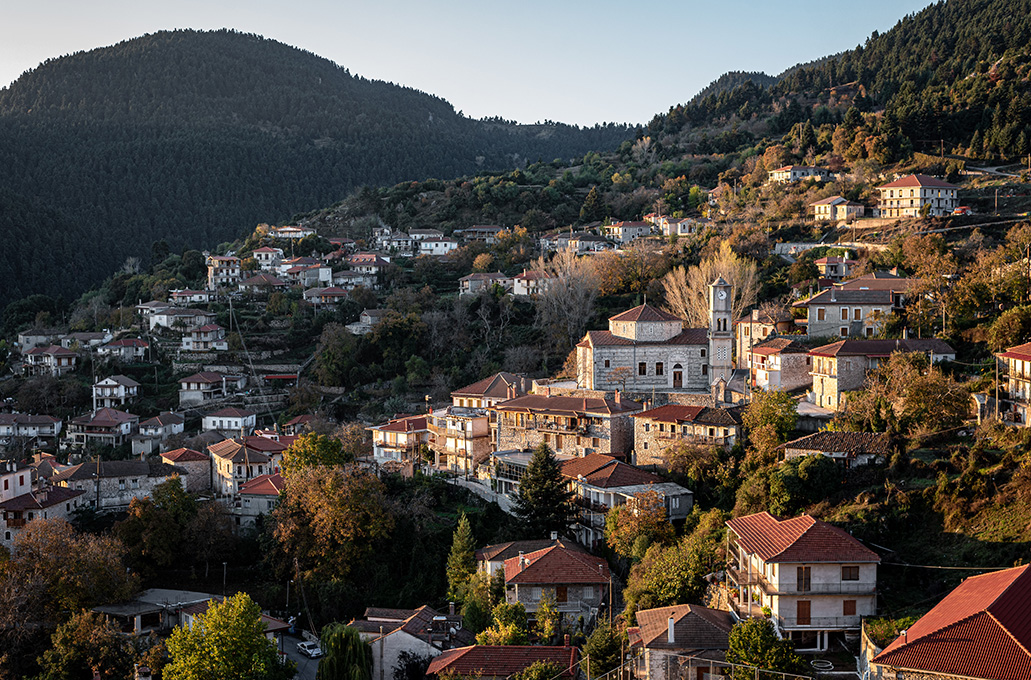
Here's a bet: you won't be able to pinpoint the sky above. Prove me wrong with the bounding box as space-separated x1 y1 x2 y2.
1 0 935 126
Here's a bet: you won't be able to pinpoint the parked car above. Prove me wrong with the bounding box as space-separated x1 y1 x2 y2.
297 641 323 658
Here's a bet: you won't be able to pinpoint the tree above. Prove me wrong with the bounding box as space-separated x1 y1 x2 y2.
115 478 196 573
446 513 476 602
165 593 295 680
318 623 372 680
513 661 562 680
315 322 358 387
605 490 675 561
476 603 529 646
272 465 395 581
533 592 561 643
532 248 600 351
580 186 606 223
38 610 165 680
513 444 575 538
582 621 621 678
459 571 500 634
769 455 842 516
281 432 353 476
725 618 805 678
661 242 759 327
742 390 797 443
623 509 725 621
186 502 236 579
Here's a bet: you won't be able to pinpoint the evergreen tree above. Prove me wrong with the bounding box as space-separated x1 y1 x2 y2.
798 120 816 153
579 185 606 223
446 512 476 602
583 621 622 678
513 443 575 538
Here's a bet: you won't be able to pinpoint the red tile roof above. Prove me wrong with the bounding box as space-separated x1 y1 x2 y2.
427 646 579 679
749 338 808 355
0 486 84 511
873 565 1031 680
162 448 208 462
609 304 682 323
241 436 288 453
239 473 285 496
453 372 531 399
578 328 708 347
207 439 270 464
205 407 255 418
632 404 743 427
504 545 610 585
373 415 428 433
878 174 957 189
181 371 231 384
809 339 955 358
999 342 1031 362
70 408 137 427
727 512 879 564
560 454 663 488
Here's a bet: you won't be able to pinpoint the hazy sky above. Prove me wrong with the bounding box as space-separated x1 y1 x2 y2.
1 0 934 125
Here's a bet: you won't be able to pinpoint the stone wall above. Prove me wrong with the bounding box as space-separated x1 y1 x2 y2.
584 344 709 393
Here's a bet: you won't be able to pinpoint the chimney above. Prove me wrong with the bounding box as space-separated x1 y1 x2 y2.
614 390 621 405
551 530 558 540
518 551 525 571
901 629 908 644
564 633 571 647
831 289 836 303
544 386 551 397
667 616 675 644
752 309 758 321
449 602 455 616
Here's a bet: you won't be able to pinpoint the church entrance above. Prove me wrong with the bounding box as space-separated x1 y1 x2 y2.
672 364 683 389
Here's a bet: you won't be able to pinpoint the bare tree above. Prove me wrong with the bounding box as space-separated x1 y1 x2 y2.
661 241 759 326
533 248 600 351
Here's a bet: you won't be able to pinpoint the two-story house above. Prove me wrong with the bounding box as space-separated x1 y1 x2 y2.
475 538 573 577
735 307 797 363
450 372 531 449
99 338 150 361
52 459 183 510
747 338 812 392
603 221 651 243
504 544 610 624
877 174 958 218
270 225 316 240
251 246 284 271
22 345 77 376
512 270 555 297
303 286 350 306
65 408 139 448
207 438 272 496
161 448 211 492
238 273 289 295
179 371 247 406
132 412 186 456
234 473 284 530
428 406 492 475
0 414 63 446
809 339 956 411
793 288 895 339
368 415 431 464
458 272 511 296
202 407 257 437
492 392 642 458
0 485 85 546
811 196 864 222
418 237 460 257
726 512 880 652
767 165 829 184
560 453 692 548
182 324 228 352
93 375 141 410
997 341 1031 425
632 404 744 465
206 255 242 290
814 255 858 282
628 604 735 680
835 270 912 308
169 289 214 305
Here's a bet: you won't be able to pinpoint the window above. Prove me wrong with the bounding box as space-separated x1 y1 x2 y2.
842 566 859 581
604 359 610 368
840 327 848 337
643 442 648 450
841 308 849 321
131 479 139 488
118 479 126 490
744 326 750 336
702 365 708 376
583 586 594 600
592 438 600 448
797 600 811 626
656 362 664 376
643 423 650 432
843 600 857 616
817 308 826 321
2 480 6 491
854 308 861 320
700 349 706 358
638 362 647 376
797 566 811 592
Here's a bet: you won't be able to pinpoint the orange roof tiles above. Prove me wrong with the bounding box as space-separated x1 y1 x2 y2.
878 174 957 190
727 512 880 564
162 448 208 462
609 304 682 323
427 646 579 679
504 545 610 585
873 565 1031 680
239 473 285 496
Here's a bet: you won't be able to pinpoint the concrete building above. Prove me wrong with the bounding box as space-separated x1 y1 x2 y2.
811 196 864 222
503 544 609 623
735 307 797 364
727 512 880 652
0 414 63 446
206 255 242 290
998 341 1031 426
92 375 141 410
368 415 431 464
767 165 829 183
65 408 139 448
747 338 812 392
202 407 257 437
22 345 77 376
234 473 284 530
877 174 958 218
179 372 247 406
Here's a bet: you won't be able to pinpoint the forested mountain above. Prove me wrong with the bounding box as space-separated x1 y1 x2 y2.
648 0 1031 158
688 71 778 104
0 29 632 302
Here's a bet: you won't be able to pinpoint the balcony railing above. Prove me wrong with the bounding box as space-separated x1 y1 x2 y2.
777 615 861 630
729 568 875 595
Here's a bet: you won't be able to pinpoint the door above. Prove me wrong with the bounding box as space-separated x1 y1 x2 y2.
556 586 568 603
796 600 811 626
673 363 683 389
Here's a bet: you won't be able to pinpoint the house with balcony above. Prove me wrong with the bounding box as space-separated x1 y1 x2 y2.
169 289 214 305
869 564 1031 680
877 174 958 218
65 408 139 448
270 225 315 240
132 412 185 457
504 544 610 623
333 270 377 291
628 604 735 680
206 255 242 290
145 307 214 333
603 220 651 243
22 345 77 376
560 453 692 548
208 439 272 496
251 246 283 271
726 512 880 652
179 371 247 406
418 237 460 257
488 449 574 497
0 414 62 446
811 196 864 223
809 339 956 411
512 270 555 297
767 165 829 184
458 272 511 296
52 459 182 510
454 225 504 244
99 337 150 361
303 286 350 306
747 338 811 392
632 404 744 465
238 273 288 295
997 341 1031 425
814 255 858 282
182 324 229 352
1 486 86 547
428 406 491 475
202 407 256 437
492 392 642 458
368 415 431 464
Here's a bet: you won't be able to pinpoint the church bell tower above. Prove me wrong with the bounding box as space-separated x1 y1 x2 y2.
708 277 733 383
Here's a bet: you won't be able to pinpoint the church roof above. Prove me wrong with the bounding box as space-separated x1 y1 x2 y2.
609 304 682 323
578 329 707 348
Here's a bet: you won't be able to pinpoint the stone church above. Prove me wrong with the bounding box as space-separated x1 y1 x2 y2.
576 277 734 393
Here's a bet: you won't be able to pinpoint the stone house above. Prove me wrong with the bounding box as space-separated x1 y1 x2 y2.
238 273 288 294
60 331 112 349
781 431 892 469
869 564 1031 680
632 404 744 464
747 338 812 392
93 375 141 410
808 339 956 411
628 604 735 680
65 408 139 448
17 329 62 350
835 271 912 307
99 338 150 361
877 174 958 218
179 371 247 406
492 392 642 458
161 448 211 492
560 453 692 548
52 459 184 510
202 407 257 437
145 307 214 332
793 288 896 339
726 512 880 652
504 544 610 623
207 439 272 496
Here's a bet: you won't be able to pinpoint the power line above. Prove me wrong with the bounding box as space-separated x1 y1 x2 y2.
881 562 1015 571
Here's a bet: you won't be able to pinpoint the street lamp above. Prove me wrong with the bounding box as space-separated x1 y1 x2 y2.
222 562 227 598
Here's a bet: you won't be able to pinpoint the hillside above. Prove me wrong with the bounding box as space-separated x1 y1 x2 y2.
0 29 632 302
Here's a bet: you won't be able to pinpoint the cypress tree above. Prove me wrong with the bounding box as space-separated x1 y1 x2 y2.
513 443 575 538
446 512 476 602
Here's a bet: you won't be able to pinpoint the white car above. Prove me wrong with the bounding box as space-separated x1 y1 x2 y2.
297 641 324 658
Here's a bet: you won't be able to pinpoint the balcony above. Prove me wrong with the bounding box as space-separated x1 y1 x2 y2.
777 615 861 630
728 567 875 595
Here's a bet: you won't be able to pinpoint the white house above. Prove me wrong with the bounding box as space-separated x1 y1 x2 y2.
92 375 141 410
202 407 257 437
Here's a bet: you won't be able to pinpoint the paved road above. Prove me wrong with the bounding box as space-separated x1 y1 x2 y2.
279 636 319 680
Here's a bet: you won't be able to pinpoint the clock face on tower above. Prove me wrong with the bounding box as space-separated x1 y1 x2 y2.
717 290 727 300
